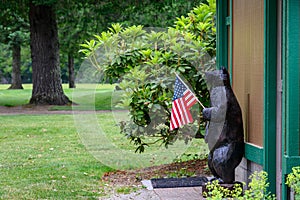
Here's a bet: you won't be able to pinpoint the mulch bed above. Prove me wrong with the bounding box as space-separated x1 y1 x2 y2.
102 158 211 186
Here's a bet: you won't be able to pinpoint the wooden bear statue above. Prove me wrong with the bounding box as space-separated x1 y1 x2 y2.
202 67 244 183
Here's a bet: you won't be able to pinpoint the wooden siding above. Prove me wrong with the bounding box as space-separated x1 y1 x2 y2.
232 0 264 147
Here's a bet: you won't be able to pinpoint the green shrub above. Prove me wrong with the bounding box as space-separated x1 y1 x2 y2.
203 171 276 200
79 1 216 153
286 166 300 198
203 180 243 199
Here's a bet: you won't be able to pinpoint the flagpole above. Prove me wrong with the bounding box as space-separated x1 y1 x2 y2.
174 73 206 109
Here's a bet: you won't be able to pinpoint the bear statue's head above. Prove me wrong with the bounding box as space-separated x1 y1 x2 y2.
205 67 230 88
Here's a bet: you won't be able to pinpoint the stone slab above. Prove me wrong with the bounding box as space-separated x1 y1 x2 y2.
154 187 203 200
151 176 208 188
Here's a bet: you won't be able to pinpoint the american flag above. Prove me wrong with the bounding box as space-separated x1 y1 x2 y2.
170 75 198 130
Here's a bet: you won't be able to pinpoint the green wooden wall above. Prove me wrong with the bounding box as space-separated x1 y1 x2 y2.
216 0 300 197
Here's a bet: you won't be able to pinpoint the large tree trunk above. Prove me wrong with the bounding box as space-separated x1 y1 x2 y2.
68 54 76 88
29 2 71 105
8 43 23 89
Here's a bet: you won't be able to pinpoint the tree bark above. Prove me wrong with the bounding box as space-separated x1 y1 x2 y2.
8 43 23 89
68 54 76 88
29 2 71 105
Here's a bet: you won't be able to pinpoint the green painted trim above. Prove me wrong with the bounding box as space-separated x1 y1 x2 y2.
281 0 300 199
225 16 231 26
245 143 264 165
216 0 228 69
283 0 300 157
229 0 233 81
263 0 277 195
281 1 288 199
282 156 300 175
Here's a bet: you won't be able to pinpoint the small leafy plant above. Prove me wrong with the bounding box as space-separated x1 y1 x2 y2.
243 171 276 200
286 166 300 198
203 171 276 200
173 153 203 163
116 186 139 194
203 180 244 199
167 167 196 178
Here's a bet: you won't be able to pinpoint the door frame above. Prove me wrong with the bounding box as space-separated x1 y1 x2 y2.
216 0 277 194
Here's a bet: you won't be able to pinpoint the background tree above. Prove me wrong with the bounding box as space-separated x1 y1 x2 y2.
58 0 203 88
118 0 204 27
57 1 101 88
0 0 206 105
0 4 29 89
57 1 126 88
29 0 70 105
0 0 70 104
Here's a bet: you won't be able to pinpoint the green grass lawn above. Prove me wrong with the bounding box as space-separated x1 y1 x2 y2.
0 114 113 199
0 84 209 199
0 85 32 107
0 84 117 110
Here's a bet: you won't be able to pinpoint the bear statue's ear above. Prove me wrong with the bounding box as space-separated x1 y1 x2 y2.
221 67 228 74
220 67 229 81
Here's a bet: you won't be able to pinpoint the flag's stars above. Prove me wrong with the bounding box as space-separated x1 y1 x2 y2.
173 77 187 100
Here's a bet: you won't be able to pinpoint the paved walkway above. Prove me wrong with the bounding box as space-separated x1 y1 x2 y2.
102 180 205 200
103 187 204 200
154 187 203 200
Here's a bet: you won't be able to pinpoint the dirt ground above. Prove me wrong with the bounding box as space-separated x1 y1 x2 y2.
102 159 211 187
0 105 105 115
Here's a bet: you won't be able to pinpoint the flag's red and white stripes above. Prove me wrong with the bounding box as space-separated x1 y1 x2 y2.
170 89 197 130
